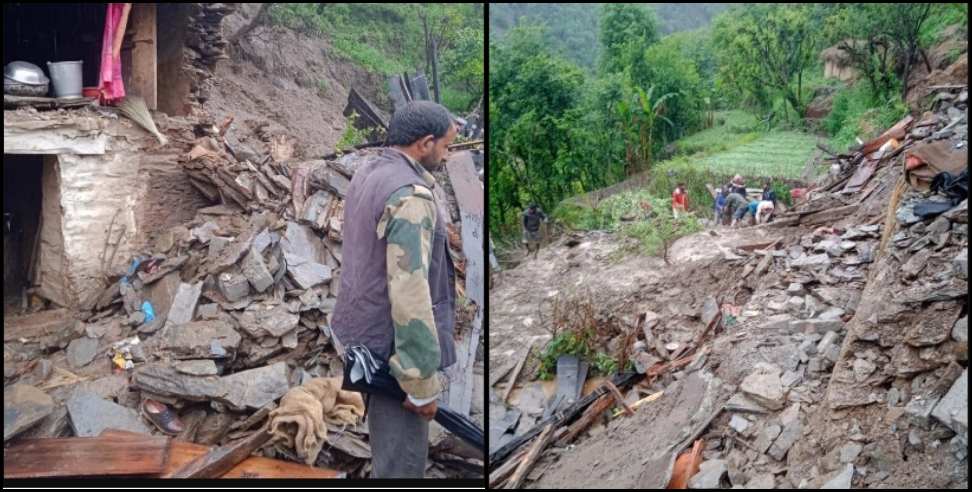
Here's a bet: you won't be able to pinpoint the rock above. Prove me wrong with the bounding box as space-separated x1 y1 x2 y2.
281 330 298 349
817 331 840 356
781 368 803 388
730 414 751 433
746 473 775 489
787 283 805 295
821 463 854 488
852 358 876 382
701 296 720 327
790 319 844 334
953 316 968 343
191 221 220 243
897 202 922 225
768 403 801 461
740 366 785 411
218 271 250 302
285 252 333 289
942 199 968 223
755 423 782 453
688 459 727 489
902 249 933 278
931 368 968 437
839 442 863 463
953 248 967 279
198 303 220 320
174 359 219 376
168 282 203 325
927 216 952 235
161 320 241 360
786 296 804 313
791 253 831 268
808 357 823 373
66 389 151 437
66 336 99 368
905 394 942 427
241 248 274 293
726 392 772 414
4 384 55 441
220 361 290 411
209 236 231 258
238 303 300 338
818 307 845 321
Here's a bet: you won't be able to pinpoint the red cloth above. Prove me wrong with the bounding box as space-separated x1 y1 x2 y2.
672 189 688 210
98 3 127 104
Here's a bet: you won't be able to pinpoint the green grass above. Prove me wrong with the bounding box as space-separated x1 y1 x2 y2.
695 131 819 179
674 110 761 156
824 83 909 152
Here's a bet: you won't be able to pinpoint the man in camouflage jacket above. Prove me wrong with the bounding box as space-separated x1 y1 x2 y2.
332 101 459 478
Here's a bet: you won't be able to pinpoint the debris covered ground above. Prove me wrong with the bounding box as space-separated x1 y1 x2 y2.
489 83 968 488
4 4 484 480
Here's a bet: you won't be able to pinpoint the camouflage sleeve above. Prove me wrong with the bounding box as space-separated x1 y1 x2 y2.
377 184 442 400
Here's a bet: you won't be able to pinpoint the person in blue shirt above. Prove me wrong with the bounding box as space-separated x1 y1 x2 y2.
713 188 728 225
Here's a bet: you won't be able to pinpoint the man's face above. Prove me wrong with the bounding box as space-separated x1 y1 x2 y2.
416 124 458 168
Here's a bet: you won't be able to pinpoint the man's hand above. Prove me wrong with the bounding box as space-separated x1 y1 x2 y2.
403 398 437 421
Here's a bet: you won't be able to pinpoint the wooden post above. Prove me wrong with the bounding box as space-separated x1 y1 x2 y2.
130 3 157 109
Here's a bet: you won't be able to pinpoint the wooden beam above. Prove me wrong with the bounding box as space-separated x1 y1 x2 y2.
4 434 169 478
489 447 528 488
502 341 533 404
603 381 634 416
165 426 273 478
507 423 555 489
130 3 157 109
102 429 341 479
558 393 613 445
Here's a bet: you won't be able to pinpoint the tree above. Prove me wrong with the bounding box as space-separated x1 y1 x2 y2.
824 3 937 101
600 4 660 74
616 84 676 175
713 4 822 121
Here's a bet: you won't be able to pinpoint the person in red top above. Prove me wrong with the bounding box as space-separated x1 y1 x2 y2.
672 183 689 218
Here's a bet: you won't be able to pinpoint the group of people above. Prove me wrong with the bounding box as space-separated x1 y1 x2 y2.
712 175 777 227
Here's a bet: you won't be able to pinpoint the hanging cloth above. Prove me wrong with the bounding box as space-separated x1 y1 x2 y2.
98 3 130 104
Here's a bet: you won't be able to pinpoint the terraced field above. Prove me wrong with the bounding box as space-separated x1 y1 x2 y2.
697 130 821 178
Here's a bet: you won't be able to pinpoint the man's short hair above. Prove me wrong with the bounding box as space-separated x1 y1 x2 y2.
386 101 456 146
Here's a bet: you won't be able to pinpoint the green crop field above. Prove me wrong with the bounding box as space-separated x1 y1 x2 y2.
694 131 821 178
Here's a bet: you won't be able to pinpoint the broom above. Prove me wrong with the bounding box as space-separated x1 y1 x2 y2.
118 96 168 145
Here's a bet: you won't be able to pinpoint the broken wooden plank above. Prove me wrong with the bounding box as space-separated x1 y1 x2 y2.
102 429 342 479
165 426 273 478
603 380 634 416
490 371 641 469
558 393 614 445
3 94 97 110
489 447 528 488
502 341 534 404
612 390 663 418
3 434 169 478
508 423 555 489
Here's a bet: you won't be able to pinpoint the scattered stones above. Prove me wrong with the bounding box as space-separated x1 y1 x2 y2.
688 459 727 489
4 384 54 441
953 248 967 279
740 365 785 411
726 392 772 414
817 331 840 357
66 389 151 437
66 336 99 369
285 253 333 289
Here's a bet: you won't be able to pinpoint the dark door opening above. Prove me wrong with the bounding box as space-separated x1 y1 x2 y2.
4 155 44 312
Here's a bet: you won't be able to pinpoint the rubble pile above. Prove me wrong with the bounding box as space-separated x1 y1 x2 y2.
489 85 967 488
4 124 483 478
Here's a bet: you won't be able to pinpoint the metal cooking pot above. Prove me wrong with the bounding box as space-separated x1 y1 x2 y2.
4 61 50 86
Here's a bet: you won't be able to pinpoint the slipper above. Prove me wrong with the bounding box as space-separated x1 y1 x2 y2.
141 398 185 436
